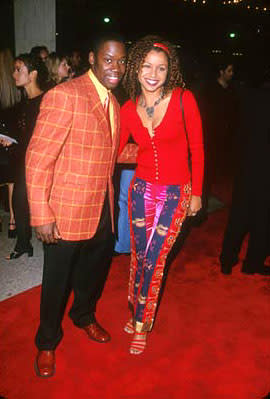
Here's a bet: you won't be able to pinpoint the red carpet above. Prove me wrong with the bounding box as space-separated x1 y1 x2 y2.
1 208 270 399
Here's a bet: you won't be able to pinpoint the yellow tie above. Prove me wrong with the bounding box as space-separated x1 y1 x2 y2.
104 93 111 135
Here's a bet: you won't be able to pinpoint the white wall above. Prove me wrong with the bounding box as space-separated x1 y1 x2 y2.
14 0 55 54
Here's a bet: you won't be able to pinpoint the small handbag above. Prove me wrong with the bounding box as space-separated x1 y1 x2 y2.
0 122 9 166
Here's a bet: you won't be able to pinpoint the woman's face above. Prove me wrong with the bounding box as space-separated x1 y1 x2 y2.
13 60 31 88
138 50 168 93
58 58 70 79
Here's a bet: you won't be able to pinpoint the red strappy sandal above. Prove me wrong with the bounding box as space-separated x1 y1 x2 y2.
129 332 147 355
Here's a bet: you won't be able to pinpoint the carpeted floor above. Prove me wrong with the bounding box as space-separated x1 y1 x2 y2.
1 208 270 399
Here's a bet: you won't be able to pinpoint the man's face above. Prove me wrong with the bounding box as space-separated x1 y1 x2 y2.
72 51 81 67
89 40 126 90
221 64 234 83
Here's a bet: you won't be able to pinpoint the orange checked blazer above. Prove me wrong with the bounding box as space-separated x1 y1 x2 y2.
26 73 122 241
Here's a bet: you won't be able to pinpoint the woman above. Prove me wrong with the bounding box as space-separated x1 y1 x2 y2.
118 36 204 354
45 52 72 87
6 53 48 259
0 48 21 237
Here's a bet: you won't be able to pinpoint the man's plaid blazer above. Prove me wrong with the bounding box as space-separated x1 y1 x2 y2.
26 73 121 241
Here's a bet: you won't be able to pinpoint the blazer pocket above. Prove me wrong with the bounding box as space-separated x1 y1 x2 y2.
50 173 96 206
63 173 91 186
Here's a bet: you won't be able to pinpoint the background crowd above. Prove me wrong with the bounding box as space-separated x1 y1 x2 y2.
0 40 269 271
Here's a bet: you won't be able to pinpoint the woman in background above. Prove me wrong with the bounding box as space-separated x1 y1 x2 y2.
45 52 72 88
0 48 21 237
5 53 48 259
119 36 204 354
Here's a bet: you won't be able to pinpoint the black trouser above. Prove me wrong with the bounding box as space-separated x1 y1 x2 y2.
220 184 270 271
35 194 114 350
12 176 32 253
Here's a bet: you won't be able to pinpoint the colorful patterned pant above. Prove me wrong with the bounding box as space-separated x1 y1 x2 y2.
128 177 191 332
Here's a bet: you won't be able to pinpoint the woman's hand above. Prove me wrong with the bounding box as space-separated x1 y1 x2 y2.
187 195 202 217
0 138 12 147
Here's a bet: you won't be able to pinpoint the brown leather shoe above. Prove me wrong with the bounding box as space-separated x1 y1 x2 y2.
83 321 111 343
34 350 55 378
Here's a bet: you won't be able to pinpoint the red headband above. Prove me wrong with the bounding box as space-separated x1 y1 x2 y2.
153 42 170 55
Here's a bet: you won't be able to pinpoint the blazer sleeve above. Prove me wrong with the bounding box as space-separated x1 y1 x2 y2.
25 87 73 226
183 90 204 196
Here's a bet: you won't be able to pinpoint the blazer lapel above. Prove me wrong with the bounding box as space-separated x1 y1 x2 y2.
82 74 112 144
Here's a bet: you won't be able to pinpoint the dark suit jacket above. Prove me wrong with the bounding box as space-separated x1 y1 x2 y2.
235 86 270 199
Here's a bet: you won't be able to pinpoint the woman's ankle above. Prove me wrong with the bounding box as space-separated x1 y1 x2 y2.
130 331 147 355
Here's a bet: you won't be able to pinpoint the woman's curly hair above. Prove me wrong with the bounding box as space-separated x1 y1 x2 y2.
122 35 184 102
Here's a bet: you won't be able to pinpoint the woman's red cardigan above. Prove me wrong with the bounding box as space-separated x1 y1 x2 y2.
119 88 204 196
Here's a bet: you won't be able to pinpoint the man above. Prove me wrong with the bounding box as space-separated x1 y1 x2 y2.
204 61 238 183
198 61 238 219
30 45 49 62
26 33 127 378
217 62 234 88
70 49 85 77
112 84 135 256
220 82 270 275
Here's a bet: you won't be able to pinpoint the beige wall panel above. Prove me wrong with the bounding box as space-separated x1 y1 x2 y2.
14 0 55 54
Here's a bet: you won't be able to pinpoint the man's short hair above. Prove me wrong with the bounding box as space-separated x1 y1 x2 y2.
217 60 233 73
91 33 125 56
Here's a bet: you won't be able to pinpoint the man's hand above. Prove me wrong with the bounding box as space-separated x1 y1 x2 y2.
187 195 202 217
35 222 61 244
